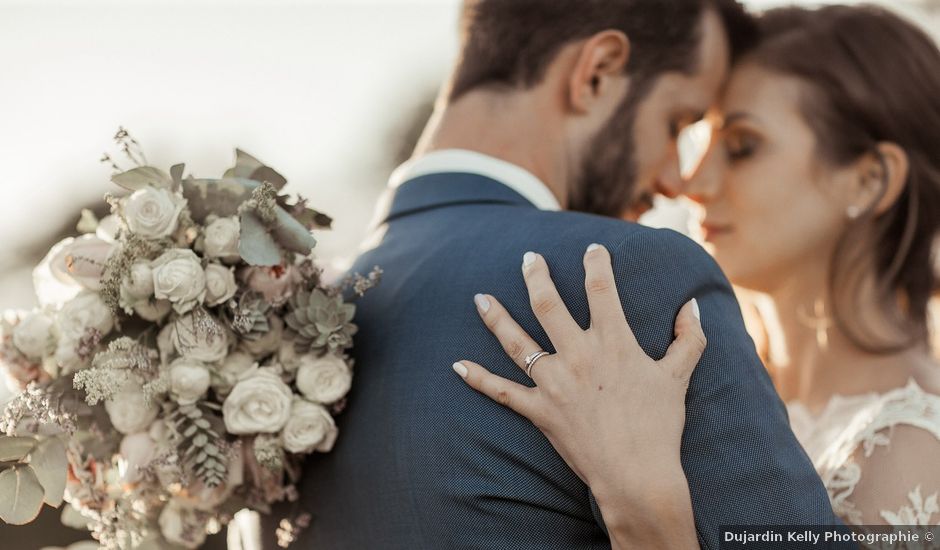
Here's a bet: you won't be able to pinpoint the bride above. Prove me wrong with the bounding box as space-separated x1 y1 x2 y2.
454 3 940 540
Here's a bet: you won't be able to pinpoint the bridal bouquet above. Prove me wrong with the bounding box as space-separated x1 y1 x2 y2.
0 131 379 549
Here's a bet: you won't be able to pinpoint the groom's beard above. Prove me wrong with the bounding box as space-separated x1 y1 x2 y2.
568 77 654 219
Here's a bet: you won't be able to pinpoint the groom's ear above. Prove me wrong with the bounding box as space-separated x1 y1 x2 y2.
568 30 631 114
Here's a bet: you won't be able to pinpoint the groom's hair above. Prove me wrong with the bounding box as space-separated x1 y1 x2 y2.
449 0 755 101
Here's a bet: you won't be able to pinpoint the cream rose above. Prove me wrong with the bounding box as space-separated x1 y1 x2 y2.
123 186 185 239
222 368 293 434
12 310 56 360
281 398 338 453
158 500 207 549
120 261 154 303
133 298 172 322
119 431 157 484
295 353 352 404
203 263 237 307
32 236 116 307
151 249 206 314
203 216 240 261
169 358 211 405
105 381 159 435
166 312 229 363
56 291 114 342
213 351 256 394
240 315 283 358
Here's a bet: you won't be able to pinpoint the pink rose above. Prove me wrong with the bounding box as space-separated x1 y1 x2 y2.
239 264 302 305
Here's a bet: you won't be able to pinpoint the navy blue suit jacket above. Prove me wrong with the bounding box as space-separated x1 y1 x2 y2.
263 173 841 549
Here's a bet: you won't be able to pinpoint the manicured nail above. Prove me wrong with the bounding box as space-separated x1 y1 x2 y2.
452 362 468 378
474 293 490 313
522 251 537 268
586 243 601 253
691 298 700 320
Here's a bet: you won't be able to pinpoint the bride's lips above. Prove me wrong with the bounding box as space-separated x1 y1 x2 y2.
701 221 734 241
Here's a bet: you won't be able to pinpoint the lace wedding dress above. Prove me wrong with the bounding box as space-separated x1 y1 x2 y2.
787 379 940 527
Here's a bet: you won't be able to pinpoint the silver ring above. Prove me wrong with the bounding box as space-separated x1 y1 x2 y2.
524 350 550 378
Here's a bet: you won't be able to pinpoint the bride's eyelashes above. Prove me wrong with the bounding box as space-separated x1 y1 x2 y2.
723 128 762 162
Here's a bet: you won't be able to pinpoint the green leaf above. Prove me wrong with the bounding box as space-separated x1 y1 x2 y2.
111 166 173 191
181 177 257 222
29 438 67 507
0 436 38 462
239 211 282 266
0 465 45 524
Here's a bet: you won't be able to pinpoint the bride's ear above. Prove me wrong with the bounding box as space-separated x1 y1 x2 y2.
844 142 909 218
568 30 630 114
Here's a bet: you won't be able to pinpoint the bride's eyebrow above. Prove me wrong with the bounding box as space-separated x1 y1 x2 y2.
720 111 759 130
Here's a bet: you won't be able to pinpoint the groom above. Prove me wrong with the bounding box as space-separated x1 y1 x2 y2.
267 1 841 548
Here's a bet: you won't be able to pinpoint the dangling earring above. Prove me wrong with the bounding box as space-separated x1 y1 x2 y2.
797 298 834 350
846 205 861 219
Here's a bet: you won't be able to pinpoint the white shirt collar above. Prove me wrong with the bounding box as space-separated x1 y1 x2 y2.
388 149 561 211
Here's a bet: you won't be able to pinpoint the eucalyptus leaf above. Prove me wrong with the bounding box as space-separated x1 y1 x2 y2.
29 437 67 507
239 211 282 266
0 465 45 525
270 207 317 255
169 163 185 189
249 166 287 190
181 177 258 222
223 148 265 179
0 436 37 462
111 166 173 191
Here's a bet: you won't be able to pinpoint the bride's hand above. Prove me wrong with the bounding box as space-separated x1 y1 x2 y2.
453 244 705 548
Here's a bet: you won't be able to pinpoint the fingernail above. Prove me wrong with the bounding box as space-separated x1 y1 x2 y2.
474 293 490 313
691 298 700 320
522 251 537 268
452 362 468 378
586 243 601 253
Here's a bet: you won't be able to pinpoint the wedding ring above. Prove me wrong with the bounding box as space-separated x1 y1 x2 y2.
524 350 550 378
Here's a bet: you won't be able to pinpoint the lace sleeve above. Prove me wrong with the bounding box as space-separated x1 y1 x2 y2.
842 423 940 526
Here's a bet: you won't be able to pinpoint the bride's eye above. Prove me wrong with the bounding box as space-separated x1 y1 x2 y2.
724 131 760 161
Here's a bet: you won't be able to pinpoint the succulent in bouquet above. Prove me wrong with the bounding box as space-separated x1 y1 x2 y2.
0 130 380 549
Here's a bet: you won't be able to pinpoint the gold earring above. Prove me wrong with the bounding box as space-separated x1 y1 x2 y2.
797 298 834 350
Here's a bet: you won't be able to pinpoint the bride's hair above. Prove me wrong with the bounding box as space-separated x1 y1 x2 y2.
751 5 940 353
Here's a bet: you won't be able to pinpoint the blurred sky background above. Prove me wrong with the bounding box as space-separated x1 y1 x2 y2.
1 0 940 312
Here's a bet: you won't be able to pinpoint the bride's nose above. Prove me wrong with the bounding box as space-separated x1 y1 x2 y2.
683 145 725 204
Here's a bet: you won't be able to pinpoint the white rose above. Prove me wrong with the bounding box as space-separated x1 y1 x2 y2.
203 264 237 307
133 298 172 322
166 312 229 363
169 358 211 405
222 368 293 434
203 216 240 261
281 398 338 454
56 291 114 342
151 249 206 314
240 315 283 358
158 500 207 549
105 381 159 435
295 354 352 404
123 186 185 239
12 310 56 359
